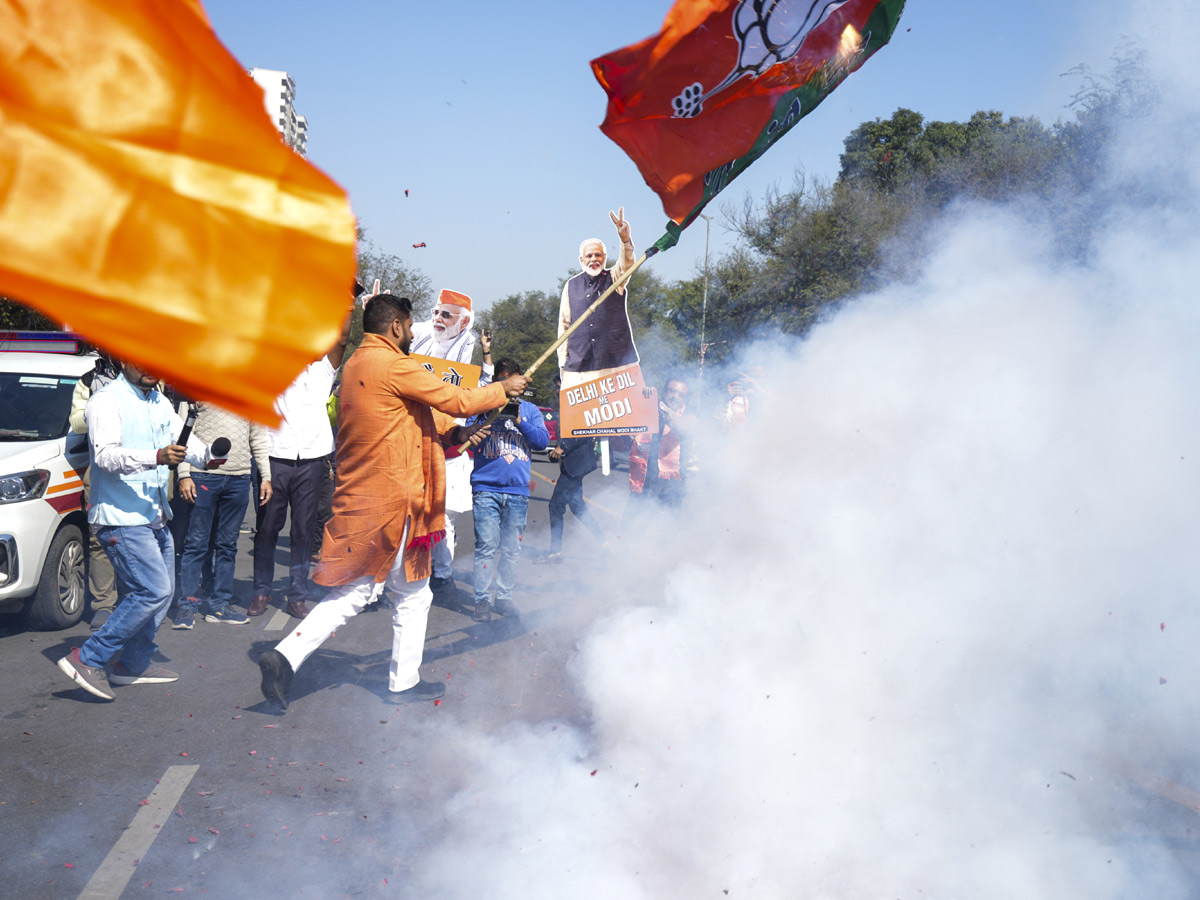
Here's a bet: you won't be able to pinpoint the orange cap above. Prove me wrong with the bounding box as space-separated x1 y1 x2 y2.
437 289 471 311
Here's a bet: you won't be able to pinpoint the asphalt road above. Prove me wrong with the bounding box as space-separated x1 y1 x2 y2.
0 456 628 900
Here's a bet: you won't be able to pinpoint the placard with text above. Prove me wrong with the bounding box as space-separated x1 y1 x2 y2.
558 364 660 438
410 354 481 389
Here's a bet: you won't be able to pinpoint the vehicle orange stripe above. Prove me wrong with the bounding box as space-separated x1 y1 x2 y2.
47 482 83 495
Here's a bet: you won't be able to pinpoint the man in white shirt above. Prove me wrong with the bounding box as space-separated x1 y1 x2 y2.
250 325 348 619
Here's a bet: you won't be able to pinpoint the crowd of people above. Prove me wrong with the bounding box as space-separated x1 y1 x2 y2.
52 210 720 710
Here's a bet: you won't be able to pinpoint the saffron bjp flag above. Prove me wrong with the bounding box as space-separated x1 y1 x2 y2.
0 0 356 423
592 0 906 248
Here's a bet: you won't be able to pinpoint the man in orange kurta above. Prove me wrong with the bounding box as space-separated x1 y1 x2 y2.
258 295 527 708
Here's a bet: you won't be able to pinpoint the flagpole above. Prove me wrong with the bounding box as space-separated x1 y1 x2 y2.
455 247 656 451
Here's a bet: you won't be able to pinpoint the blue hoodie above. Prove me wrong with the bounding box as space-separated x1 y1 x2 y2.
468 401 549 495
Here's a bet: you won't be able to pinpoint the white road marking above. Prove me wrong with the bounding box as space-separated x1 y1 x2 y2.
265 608 290 631
77 764 199 900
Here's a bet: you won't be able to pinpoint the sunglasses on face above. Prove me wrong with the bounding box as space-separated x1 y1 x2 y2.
433 309 459 320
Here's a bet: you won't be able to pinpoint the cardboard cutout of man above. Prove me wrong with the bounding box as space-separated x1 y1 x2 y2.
407 289 493 591
557 208 639 390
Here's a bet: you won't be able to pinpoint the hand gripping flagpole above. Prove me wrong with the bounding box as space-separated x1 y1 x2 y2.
454 239 668 452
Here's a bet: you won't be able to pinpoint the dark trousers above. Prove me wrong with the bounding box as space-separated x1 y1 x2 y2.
253 456 326 604
548 473 604 553
310 458 336 557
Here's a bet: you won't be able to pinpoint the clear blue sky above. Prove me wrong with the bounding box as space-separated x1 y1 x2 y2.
203 0 1133 308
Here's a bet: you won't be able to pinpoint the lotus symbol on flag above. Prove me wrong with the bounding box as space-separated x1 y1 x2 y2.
672 0 849 118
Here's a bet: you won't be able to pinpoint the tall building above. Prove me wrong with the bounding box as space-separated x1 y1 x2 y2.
249 68 308 157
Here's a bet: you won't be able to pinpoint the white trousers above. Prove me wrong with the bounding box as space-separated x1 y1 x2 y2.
431 508 462 580
275 533 432 693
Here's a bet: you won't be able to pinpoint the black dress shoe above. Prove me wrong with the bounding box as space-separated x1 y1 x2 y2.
258 649 294 709
472 599 491 622
390 679 445 703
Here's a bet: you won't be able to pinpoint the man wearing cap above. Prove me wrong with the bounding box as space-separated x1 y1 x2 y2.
408 289 493 592
557 208 639 390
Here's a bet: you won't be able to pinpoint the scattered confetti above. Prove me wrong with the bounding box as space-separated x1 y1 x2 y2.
590 770 598 776
249 751 257 756
208 827 220 835
1161 622 1166 631
1160 677 1168 685
180 752 188 757
63 863 74 868
433 699 442 706
188 836 197 844
138 799 149 806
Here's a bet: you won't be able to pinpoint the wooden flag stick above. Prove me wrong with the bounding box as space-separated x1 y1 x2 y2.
455 251 650 450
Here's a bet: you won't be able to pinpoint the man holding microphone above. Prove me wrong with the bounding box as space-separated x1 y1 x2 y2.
55 360 226 701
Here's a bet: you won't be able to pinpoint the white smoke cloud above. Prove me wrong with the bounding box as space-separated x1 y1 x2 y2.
407 8 1200 898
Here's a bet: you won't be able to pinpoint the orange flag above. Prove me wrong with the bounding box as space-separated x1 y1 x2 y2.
0 0 356 422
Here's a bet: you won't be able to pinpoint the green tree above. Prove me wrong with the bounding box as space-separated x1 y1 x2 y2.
838 107 927 191
0 296 57 331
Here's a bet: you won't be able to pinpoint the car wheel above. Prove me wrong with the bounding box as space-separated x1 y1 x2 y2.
27 524 86 630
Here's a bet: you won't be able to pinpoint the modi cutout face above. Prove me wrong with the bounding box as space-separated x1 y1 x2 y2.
431 303 467 340
431 289 472 341
580 239 607 277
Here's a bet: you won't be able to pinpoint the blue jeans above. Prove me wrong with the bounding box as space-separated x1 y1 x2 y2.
81 523 174 672
179 473 250 614
472 491 528 605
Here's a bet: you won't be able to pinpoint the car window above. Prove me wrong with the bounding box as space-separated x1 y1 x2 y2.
0 373 80 441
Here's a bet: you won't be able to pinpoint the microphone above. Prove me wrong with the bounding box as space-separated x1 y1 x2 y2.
177 408 197 446
205 436 231 469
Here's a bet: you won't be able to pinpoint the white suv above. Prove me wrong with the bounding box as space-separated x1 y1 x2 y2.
0 349 95 628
